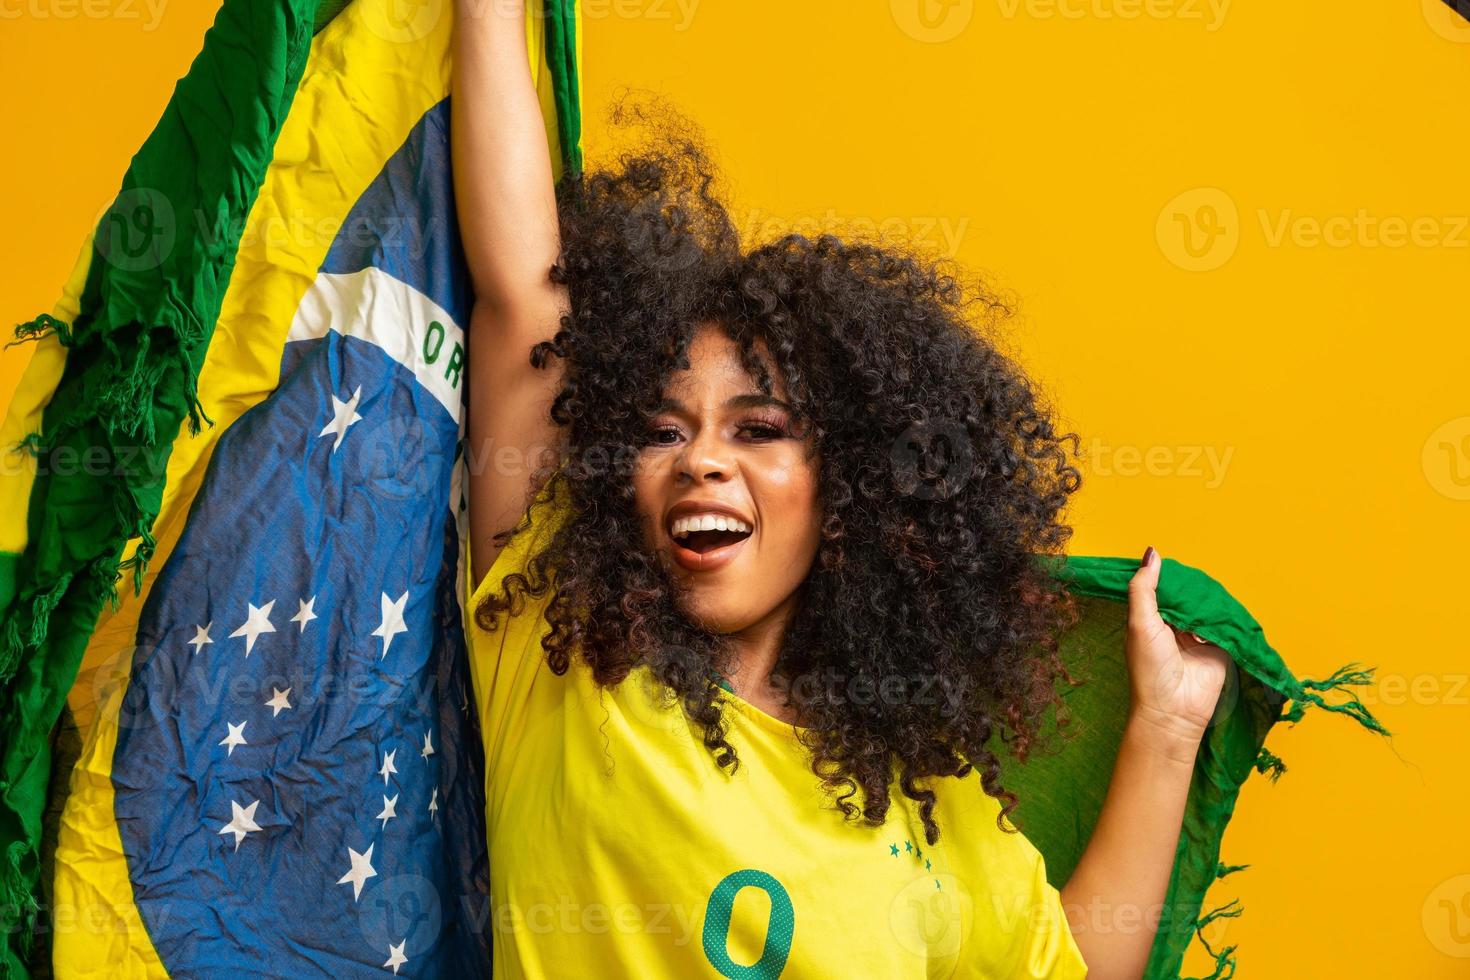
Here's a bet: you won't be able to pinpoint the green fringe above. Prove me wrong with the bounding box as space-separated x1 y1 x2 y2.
5 313 211 612
1178 659 1388 977
1 839 38 967
1281 661 1389 736
1185 944 1238 980
6 314 72 349
0 305 208 966
1184 897 1243 980
1181 870 1247 978
0 572 72 689
1253 746 1287 782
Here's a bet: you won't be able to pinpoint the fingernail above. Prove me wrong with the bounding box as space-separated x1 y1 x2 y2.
1141 546 1157 568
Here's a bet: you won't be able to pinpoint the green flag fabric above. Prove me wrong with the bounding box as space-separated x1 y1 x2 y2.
1014 556 1386 978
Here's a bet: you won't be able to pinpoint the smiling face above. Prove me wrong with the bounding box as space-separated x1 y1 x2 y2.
633 321 823 636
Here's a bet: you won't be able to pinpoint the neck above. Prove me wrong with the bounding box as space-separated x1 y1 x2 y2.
720 593 801 721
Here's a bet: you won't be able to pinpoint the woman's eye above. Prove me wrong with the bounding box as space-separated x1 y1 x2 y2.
645 420 788 446
739 423 787 441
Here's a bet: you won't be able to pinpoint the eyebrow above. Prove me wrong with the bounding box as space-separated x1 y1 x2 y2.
653 394 794 415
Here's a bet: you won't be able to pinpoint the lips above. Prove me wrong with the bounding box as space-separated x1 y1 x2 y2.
670 532 749 573
664 500 754 573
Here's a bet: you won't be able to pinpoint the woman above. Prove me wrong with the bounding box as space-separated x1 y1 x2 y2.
451 2 1230 977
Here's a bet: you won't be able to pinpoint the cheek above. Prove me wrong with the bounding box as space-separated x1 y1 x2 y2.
759 454 823 558
631 453 664 548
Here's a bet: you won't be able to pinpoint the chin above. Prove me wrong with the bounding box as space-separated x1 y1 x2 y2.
672 588 751 635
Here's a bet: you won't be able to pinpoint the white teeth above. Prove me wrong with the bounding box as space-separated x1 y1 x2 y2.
670 512 753 539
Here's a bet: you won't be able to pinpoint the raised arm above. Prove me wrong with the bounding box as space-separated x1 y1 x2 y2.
452 0 570 586
1059 548 1230 979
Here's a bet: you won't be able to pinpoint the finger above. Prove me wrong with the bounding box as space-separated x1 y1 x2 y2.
1172 626 1207 649
1127 545 1163 632
1173 627 1233 667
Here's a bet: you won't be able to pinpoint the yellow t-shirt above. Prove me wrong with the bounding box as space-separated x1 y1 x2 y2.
464 505 1088 979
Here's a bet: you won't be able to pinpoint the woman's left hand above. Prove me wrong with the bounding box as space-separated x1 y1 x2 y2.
1125 547 1232 747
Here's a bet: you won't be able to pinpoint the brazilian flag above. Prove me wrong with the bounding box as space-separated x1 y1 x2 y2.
0 0 579 975
0 1 1380 977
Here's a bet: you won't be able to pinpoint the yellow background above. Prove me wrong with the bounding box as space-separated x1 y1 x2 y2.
2 0 1467 975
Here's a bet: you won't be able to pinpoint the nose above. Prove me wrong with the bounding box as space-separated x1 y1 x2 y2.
675 424 732 484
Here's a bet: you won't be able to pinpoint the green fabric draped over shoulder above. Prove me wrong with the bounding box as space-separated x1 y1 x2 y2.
1010 556 1387 979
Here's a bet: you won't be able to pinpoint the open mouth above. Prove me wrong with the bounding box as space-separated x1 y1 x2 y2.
666 512 754 572
674 526 753 555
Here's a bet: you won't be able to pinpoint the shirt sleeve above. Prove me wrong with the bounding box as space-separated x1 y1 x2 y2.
943 785 1091 979
1020 849 1090 978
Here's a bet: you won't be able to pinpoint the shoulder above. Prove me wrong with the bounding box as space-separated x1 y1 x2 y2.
928 771 1045 871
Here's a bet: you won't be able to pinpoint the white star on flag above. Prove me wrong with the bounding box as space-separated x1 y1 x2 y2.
318 386 363 452
290 596 318 633
188 622 213 655
219 721 247 756
420 731 435 760
337 843 377 902
265 687 292 717
384 940 407 975
379 749 398 785
428 787 439 817
229 600 276 657
218 799 261 851
371 591 409 658
377 794 398 828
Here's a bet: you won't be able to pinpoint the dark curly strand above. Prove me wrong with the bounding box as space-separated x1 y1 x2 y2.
474 96 1083 846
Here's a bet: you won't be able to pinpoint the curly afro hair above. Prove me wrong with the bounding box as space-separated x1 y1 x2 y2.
473 97 1083 846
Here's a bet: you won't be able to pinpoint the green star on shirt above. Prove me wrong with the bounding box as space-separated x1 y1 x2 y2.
890 843 899 857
